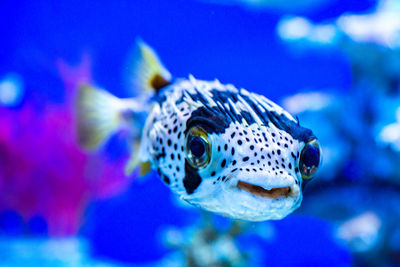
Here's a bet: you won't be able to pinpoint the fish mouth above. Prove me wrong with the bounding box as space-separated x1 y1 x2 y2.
237 180 292 199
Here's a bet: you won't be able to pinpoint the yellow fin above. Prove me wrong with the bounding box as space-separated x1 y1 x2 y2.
139 161 152 176
124 141 152 176
76 85 122 150
129 40 172 95
124 154 139 176
124 141 140 175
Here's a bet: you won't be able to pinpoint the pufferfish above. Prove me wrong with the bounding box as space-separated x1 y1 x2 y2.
77 41 321 221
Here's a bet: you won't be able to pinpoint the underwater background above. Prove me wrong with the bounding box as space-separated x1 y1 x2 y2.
1 0 400 266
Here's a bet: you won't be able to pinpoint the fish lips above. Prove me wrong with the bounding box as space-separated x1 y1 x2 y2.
230 171 300 200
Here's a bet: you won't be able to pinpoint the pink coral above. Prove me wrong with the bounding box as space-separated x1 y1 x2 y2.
0 56 130 236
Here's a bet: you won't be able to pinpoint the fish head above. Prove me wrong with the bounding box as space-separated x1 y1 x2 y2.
182 118 321 221
150 78 321 221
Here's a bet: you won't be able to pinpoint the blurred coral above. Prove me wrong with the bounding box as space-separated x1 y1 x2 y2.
277 0 400 265
0 57 130 236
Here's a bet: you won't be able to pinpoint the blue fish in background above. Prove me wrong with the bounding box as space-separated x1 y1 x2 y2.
76 41 321 221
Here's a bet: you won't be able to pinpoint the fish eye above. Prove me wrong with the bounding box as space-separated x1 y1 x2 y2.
299 139 321 180
186 126 211 168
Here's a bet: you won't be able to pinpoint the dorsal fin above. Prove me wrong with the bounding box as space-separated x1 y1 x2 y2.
129 40 172 95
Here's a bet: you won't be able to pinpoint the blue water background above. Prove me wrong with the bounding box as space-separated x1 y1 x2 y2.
0 0 379 265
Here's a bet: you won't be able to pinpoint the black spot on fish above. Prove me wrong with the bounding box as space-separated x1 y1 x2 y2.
241 111 255 125
183 159 202 194
185 106 231 135
155 148 166 160
263 110 315 142
162 175 170 185
183 88 315 146
221 159 226 168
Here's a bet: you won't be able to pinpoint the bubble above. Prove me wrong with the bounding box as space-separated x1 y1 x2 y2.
0 73 24 107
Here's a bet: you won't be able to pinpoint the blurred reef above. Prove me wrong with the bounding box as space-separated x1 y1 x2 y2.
0 58 130 236
278 0 400 265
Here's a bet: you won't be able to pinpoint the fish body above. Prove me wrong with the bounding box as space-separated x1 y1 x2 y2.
77 42 321 221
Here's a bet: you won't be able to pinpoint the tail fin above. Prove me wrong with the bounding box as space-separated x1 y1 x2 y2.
77 85 124 149
77 40 172 175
